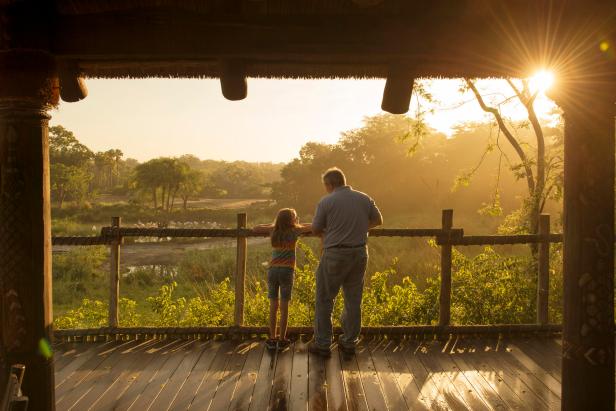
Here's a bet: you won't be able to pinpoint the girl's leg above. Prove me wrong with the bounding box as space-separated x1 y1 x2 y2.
269 299 279 339
279 300 290 340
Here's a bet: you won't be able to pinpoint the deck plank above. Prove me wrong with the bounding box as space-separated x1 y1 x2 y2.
454 339 526 410
111 339 188 411
505 340 562 398
55 341 117 389
289 338 309 411
208 340 252 411
325 345 347 411
228 340 265 411
482 340 548 410
90 340 172 411
416 341 469 411
495 343 560 409
339 347 368 411
432 339 491 411
270 340 294 411
126 340 197 410
247 342 276 411
53 336 567 411
54 342 91 374
370 338 408 411
168 339 222 410
149 339 211 410
514 339 562 383
400 340 445 410
384 340 429 411
307 344 327 411
355 339 388 411
56 340 142 410
448 338 509 410
70 340 159 410
189 339 237 410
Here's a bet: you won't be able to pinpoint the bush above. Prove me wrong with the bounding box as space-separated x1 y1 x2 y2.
54 298 139 329
53 241 550 329
449 246 535 324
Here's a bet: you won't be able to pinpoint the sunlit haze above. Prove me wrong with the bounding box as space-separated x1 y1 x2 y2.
50 78 558 163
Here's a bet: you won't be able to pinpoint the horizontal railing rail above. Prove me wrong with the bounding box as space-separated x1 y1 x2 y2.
51 209 566 340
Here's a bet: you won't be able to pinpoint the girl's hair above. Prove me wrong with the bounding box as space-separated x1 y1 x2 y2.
271 208 299 246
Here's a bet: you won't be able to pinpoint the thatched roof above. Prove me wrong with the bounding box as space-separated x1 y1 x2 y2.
2 0 615 80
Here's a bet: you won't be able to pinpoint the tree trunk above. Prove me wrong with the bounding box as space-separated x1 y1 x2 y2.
152 187 157 209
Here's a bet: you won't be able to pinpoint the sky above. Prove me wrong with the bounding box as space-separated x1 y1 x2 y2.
49 76 558 163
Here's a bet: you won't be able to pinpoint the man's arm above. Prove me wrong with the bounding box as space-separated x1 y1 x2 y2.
312 201 326 235
368 199 383 229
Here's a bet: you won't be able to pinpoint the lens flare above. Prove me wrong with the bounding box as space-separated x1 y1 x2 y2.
529 70 555 94
600 41 610 52
38 338 53 359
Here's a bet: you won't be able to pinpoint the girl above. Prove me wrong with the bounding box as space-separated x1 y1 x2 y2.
253 208 312 350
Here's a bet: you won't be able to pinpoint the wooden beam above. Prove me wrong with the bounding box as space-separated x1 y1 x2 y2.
439 209 453 327
559 71 615 410
0 50 58 411
58 61 87 103
36 2 614 79
234 213 247 327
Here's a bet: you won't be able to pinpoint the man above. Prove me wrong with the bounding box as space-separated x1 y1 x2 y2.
310 167 383 357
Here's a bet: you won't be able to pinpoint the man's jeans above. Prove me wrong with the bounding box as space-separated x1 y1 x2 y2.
314 246 368 349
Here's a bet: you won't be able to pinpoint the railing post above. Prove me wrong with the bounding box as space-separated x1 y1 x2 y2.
109 216 121 328
234 213 247 327
439 209 453 327
537 214 550 325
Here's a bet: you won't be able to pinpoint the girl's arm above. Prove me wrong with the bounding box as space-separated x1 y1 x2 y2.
252 223 274 234
296 223 313 234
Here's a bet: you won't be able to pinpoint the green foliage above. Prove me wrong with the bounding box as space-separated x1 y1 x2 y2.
54 298 139 329
146 281 187 326
53 242 562 330
51 163 92 207
449 247 535 324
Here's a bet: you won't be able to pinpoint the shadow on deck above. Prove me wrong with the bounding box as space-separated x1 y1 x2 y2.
54 336 563 410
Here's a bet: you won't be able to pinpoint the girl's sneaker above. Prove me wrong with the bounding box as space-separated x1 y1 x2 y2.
265 338 278 350
277 338 292 350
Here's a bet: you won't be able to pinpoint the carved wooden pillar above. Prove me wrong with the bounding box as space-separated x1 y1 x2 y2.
0 50 58 411
558 76 615 410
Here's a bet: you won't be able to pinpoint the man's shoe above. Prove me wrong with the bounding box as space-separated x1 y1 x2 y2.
277 338 292 351
338 344 355 361
338 344 355 356
265 338 278 351
307 342 331 357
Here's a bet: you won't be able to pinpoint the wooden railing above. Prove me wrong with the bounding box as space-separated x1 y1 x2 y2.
52 210 563 339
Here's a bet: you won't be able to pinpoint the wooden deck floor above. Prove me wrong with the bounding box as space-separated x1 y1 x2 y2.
53 336 563 410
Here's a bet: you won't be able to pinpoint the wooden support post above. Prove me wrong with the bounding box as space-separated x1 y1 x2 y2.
0 50 59 411
536 214 550 325
558 79 615 410
439 209 453 327
109 217 121 328
234 213 247 327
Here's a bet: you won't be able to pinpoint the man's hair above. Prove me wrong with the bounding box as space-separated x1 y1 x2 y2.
322 167 346 187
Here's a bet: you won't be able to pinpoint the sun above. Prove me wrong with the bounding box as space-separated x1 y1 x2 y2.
529 70 555 94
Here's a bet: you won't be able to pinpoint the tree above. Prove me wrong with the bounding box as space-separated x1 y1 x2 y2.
134 157 192 211
178 168 204 210
50 163 92 208
463 78 563 238
49 125 93 167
